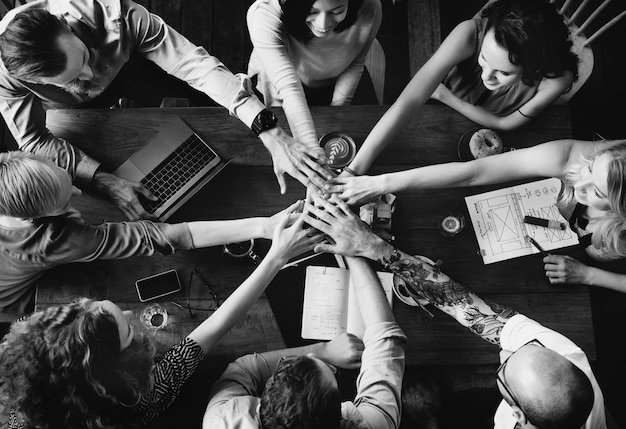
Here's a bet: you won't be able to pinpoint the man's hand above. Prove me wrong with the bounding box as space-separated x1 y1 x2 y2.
543 255 592 285
317 332 364 369
302 196 385 258
324 174 384 206
259 127 332 194
92 171 158 220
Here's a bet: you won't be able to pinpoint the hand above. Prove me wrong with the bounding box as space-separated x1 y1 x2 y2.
92 171 157 220
324 175 383 206
259 127 332 194
267 206 325 264
543 255 592 285
302 196 383 258
264 200 304 239
318 333 364 369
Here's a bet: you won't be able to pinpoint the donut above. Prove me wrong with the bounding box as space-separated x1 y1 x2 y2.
469 129 503 159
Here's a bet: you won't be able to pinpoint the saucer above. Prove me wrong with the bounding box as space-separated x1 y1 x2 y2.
457 128 481 161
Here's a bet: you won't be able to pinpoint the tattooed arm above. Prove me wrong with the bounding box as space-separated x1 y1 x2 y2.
377 247 517 345
304 196 517 346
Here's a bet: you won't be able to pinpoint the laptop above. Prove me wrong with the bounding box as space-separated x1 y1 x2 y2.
113 117 231 220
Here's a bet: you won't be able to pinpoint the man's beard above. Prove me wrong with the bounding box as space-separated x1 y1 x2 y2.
64 50 111 98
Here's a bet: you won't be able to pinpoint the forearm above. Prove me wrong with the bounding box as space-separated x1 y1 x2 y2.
185 217 271 249
331 62 365 106
365 241 516 345
349 100 418 174
585 266 626 293
345 256 394 324
187 255 284 354
375 161 476 195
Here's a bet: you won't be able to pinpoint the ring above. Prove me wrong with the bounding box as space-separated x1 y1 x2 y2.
340 185 345 193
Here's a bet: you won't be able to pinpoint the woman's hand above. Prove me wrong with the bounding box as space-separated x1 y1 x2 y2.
266 205 325 264
324 175 384 206
263 200 303 239
543 255 592 285
318 332 364 369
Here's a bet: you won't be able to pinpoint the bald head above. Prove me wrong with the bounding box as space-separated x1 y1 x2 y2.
505 346 594 428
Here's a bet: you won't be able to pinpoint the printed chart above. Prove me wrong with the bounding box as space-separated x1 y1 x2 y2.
465 178 579 264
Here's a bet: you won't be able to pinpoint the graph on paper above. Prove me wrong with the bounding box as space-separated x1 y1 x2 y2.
465 178 579 264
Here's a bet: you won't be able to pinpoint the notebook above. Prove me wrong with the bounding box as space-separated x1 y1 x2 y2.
113 118 231 220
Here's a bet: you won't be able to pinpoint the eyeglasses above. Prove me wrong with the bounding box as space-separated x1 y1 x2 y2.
496 339 545 418
171 269 220 319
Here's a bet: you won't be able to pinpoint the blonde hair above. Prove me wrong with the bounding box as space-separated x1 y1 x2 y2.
0 151 65 219
559 140 626 259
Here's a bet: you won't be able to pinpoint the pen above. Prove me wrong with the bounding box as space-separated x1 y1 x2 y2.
525 235 549 257
524 215 566 230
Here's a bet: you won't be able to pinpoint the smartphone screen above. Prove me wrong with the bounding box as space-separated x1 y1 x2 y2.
135 269 182 302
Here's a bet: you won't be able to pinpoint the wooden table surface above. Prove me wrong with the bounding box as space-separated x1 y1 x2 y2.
37 103 594 366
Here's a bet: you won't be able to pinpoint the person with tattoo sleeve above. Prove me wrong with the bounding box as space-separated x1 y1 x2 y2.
303 196 607 429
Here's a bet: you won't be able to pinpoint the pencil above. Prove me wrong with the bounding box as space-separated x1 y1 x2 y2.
526 235 549 257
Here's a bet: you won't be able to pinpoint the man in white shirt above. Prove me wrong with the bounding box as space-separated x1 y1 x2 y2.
0 0 330 220
304 197 606 429
203 256 406 429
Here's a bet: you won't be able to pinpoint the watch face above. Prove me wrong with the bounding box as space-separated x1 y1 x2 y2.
260 110 277 126
253 110 278 135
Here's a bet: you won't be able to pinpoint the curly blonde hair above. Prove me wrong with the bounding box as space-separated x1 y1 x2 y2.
0 298 156 429
559 140 626 259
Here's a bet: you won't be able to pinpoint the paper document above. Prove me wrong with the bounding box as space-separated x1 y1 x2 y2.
464 178 579 264
301 266 394 340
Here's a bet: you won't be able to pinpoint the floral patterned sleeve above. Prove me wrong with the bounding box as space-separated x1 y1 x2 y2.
133 337 205 426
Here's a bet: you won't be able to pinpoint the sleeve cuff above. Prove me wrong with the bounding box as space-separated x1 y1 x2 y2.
231 73 267 129
75 156 101 188
362 322 407 346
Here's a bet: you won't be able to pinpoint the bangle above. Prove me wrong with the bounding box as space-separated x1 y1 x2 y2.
343 167 360 176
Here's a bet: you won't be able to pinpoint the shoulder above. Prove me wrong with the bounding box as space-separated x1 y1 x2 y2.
434 19 477 63
358 0 383 19
247 0 282 27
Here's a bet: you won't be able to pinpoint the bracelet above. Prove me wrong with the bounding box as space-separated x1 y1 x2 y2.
343 167 361 176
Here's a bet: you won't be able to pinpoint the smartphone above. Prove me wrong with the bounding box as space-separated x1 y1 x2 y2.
135 269 182 302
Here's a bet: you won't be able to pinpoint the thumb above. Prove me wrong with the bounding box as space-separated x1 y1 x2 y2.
275 170 287 195
314 243 333 254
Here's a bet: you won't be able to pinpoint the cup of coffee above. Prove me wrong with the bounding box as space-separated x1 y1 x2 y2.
223 239 261 264
140 303 168 330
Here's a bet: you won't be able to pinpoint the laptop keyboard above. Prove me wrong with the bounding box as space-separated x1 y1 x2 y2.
141 134 217 213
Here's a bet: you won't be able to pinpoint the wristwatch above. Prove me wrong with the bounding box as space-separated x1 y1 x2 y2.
251 109 278 136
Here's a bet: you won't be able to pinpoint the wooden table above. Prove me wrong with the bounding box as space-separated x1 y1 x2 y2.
37 103 594 367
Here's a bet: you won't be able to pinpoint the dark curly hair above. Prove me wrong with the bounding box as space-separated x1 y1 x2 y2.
279 0 364 42
260 356 341 429
0 299 156 429
0 8 68 80
482 0 578 86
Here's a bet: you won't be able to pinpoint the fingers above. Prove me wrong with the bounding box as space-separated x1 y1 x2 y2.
135 183 157 201
275 169 288 195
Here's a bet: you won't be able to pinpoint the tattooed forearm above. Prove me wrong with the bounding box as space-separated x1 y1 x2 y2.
379 248 473 306
380 247 516 345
